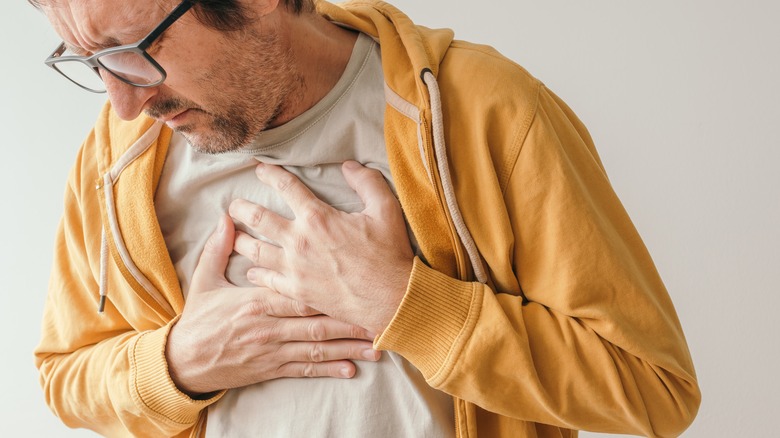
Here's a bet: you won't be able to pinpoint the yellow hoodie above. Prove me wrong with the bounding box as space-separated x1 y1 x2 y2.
35 1 701 437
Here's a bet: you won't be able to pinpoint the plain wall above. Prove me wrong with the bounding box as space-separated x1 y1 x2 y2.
2 0 778 436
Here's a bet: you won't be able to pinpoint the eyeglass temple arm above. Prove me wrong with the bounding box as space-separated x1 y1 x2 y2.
139 0 196 49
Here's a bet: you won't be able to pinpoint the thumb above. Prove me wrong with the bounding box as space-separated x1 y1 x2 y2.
191 214 235 292
342 161 398 217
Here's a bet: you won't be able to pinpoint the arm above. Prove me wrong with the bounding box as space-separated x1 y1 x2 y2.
35 144 380 436
34 162 217 437
225 87 700 436
376 87 701 436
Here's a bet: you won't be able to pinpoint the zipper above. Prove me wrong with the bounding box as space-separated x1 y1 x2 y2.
420 69 488 285
419 111 471 280
95 122 176 318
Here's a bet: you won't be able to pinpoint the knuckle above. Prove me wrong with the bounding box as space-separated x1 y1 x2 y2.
365 167 384 181
247 299 271 316
251 320 279 345
309 344 325 362
304 207 325 226
303 363 316 378
360 168 383 185
346 344 362 360
292 300 309 317
200 233 224 259
349 324 365 340
203 233 220 253
307 320 327 341
276 173 297 193
251 240 264 264
253 328 273 345
248 206 267 227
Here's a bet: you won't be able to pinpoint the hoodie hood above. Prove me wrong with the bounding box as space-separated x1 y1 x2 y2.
317 1 455 106
89 0 484 316
318 1 488 284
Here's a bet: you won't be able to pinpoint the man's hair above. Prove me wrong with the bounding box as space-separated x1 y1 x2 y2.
195 0 316 31
28 0 316 31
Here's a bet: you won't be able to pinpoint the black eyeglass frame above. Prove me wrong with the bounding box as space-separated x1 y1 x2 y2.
44 0 196 93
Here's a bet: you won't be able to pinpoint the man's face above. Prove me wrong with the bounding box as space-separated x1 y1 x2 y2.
44 0 298 153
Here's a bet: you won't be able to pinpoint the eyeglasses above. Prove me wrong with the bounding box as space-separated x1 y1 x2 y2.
44 0 195 93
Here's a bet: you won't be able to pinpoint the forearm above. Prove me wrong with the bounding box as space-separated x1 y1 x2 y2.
376 259 699 437
36 185 221 436
377 85 700 435
36 316 221 437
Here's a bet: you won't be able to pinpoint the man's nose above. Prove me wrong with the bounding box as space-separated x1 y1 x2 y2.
101 71 158 121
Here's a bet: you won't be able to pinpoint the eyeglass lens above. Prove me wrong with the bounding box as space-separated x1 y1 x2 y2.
53 59 104 92
98 52 163 84
54 47 164 92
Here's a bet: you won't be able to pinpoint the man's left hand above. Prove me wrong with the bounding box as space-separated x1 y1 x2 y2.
229 161 414 335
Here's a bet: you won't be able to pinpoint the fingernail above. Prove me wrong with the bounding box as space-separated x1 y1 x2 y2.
343 160 361 170
217 216 226 235
247 269 256 282
255 162 265 175
362 349 380 361
340 367 353 378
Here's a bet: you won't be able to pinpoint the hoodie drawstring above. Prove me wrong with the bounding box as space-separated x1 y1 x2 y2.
94 121 176 316
98 229 109 313
94 73 486 313
421 69 488 284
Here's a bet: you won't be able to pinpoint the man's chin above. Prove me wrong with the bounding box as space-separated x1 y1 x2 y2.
177 128 247 155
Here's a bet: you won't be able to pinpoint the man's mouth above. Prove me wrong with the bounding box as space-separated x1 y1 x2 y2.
157 109 192 129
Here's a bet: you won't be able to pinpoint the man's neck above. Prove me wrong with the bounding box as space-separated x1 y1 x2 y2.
268 13 359 128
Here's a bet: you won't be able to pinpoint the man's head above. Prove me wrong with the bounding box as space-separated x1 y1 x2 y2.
30 0 315 30
35 0 320 153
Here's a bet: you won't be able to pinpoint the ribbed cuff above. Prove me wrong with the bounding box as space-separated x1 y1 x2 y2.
375 257 482 382
130 318 224 425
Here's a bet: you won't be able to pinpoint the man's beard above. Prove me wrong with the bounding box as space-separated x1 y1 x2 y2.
144 29 294 154
145 95 283 155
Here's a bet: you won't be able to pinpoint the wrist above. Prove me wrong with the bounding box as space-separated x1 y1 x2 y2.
132 320 224 422
165 319 214 398
372 256 414 334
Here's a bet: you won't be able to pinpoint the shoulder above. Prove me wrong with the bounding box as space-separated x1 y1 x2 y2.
438 40 542 122
436 41 545 188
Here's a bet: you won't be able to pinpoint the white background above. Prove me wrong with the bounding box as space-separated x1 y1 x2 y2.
2 0 778 436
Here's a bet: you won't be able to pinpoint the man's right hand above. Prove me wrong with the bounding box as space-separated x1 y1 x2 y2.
165 215 380 397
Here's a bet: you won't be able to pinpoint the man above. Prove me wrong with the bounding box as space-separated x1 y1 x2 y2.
33 0 701 436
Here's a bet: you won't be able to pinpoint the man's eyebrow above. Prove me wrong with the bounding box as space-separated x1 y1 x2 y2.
64 17 157 54
96 36 125 50
64 34 137 55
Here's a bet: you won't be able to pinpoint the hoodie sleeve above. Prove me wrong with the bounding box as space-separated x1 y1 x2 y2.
34 132 221 437
376 84 701 437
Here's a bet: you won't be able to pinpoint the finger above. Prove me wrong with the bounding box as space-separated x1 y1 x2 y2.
276 360 357 379
251 288 320 317
254 162 325 218
279 340 381 365
341 161 399 217
234 231 284 270
191 215 235 291
229 198 287 240
275 315 376 342
247 267 289 296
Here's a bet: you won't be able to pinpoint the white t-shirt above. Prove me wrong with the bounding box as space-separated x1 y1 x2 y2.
155 33 455 437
